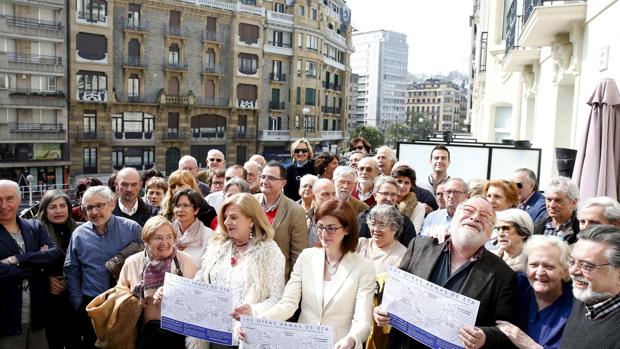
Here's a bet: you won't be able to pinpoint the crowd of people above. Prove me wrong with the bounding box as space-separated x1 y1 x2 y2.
1 138 620 349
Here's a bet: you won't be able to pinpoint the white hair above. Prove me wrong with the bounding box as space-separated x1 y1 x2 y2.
578 196 620 222
82 185 114 205
547 176 579 202
179 155 198 167
0 179 20 197
333 166 357 181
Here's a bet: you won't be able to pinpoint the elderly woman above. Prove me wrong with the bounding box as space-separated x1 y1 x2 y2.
493 209 534 272
188 193 285 349
284 138 316 201
170 189 213 266
314 151 340 180
37 190 81 349
496 235 573 349
358 205 407 274
117 215 198 349
144 177 167 208
259 200 375 349
224 178 250 198
484 179 519 211
391 165 425 233
161 170 216 228
297 174 319 215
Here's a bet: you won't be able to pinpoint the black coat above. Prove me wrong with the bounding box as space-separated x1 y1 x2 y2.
112 199 159 227
284 160 316 202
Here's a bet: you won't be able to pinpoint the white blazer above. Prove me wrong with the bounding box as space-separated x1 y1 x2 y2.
260 248 376 348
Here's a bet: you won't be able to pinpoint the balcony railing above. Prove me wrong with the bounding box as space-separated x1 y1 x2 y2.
269 101 285 110
202 64 224 75
198 96 230 107
124 20 148 32
321 130 344 140
237 99 258 109
505 0 521 55
270 73 287 82
1 15 63 40
4 89 66 107
113 131 154 140
12 0 64 8
202 30 226 43
257 129 291 141
324 82 342 91
165 62 188 71
165 25 185 37
0 123 65 141
267 41 292 48
127 95 143 103
162 130 188 140
125 56 149 68
266 10 294 25
76 127 106 141
191 129 226 139
233 130 256 139
76 10 108 24
0 52 64 74
77 89 107 103
9 123 64 132
321 106 341 114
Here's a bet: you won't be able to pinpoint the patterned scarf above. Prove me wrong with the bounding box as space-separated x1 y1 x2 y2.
173 218 205 251
133 248 176 304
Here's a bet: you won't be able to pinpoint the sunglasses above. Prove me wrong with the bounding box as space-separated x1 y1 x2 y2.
515 182 523 189
294 148 309 154
351 146 365 151
209 158 223 162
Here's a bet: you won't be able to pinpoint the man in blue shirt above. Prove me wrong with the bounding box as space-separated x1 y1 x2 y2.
420 178 469 239
513 168 547 224
64 185 142 348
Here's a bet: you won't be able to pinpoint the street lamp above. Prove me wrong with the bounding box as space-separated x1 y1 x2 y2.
26 174 34 206
302 107 310 139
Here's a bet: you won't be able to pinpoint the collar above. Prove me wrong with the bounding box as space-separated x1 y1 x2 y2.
295 159 309 167
357 184 373 200
584 293 620 320
261 193 282 213
118 198 139 216
443 238 485 262
428 173 449 189
520 190 538 209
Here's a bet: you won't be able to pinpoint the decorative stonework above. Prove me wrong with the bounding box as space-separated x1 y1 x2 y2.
551 33 579 84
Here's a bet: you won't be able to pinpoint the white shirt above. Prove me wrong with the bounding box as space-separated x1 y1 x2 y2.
118 198 138 216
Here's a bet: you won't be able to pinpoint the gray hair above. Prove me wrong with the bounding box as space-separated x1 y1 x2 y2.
547 176 579 202
373 176 398 193
523 235 571 280
375 145 397 163
578 196 620 222
446 177 470 195
515 168 538 190
577 225 620 268
243 161 262 173
82 185 115 205
179 155 198 167
457 195 497 225
333 166 357 181
358 157 379 171
224 178 250 194
496 208 534 237
312 178 334 193
367 204 404 238
0 179 20 197
300 174 319 186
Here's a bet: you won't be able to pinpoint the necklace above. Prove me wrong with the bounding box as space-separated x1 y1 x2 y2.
325 253 342 275
230 244 249 267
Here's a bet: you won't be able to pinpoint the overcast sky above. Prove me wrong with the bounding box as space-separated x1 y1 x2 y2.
347 0 473 75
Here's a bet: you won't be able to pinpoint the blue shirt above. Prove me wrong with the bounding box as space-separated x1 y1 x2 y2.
64 215 142 309
516 273 573 349
522 191 547 224
420 208 452 237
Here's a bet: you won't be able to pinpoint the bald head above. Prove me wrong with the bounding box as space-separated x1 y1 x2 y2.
312 178 336 207
249 154 267 167
117 167 142 205
179 155 200 177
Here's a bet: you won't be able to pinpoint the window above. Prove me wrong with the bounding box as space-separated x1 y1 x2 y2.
238 53 258 75
127 4 141 27
237 115 247 136
332 119 337 130
112 112 155 139
205 48 216 69
169 10 180 28
191 114 226 138
479 32 488 72
305 61 317 78
83 147 97 174
296 59 302 76
294 114 300 130
168 43 180 65
77 71 107 101
274 3 285 13
77 0 107 23
76 32 107 62
305 88 316 105
205 80 215 98
0 73 7 89
296 87 301 104
322 118 328 131
42 76 56 91
238 23 259 45
237 84 257 101
306 35 318 51
168 112 179 135
269 116 282 130
311 8 318 20
240 0 256 4
206 16 216 33
299 6 305 16
83 111 97 134
128 74 140 100
297 33 303 48
272 60 282 79
304 114 315 132
112 147 155 170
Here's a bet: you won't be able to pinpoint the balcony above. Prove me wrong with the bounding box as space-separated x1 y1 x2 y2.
76 89 107 103
257 129 290 141
158 91 195 106
323 82 342 91
76 11 108 26
266 10 294 26
1 89 65 108
269 101 286 110
0 52 64 75
0 15 63 41
320 130 344 141
202 30 226 43
197 97 230 107
165 25 186 38
113 131 154 140
202 64 224 75
127 95 144 103
520 0 587 48
237 68 259 78
503 0 540 72
0 123 65 141
233 130 257 140
270 73 287 83
320 106 341 114
124 56 149 69
75 127 106 142
264 41 293 56
324 29 347 48
11 0 64 8
123 20 149 32
236 99 258 110
192 129 226 139
161 130 188 141
164 62 188 72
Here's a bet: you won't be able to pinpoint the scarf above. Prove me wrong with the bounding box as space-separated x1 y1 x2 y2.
173 218 205 251
397 192 419 218
133 248 176 303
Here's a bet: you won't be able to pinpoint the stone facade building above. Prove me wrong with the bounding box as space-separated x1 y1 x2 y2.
406 78 466 132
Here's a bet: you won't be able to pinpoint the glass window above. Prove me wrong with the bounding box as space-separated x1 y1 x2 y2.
238 53 258 74
305 88 316 105
238 23 259 45
83 147 97 174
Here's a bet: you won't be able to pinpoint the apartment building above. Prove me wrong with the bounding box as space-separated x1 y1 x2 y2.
68 0 353 176
469 0 619 186
0 0 68 187
406 79 465 132
351 30 408 130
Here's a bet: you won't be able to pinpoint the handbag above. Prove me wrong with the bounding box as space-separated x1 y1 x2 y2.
86 286 142 349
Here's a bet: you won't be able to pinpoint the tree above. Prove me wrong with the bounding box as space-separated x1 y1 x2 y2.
350 125 384 150
408 112 434 140
384 123 411 148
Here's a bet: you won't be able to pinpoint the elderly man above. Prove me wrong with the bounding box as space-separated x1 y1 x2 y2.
255 162 307 279
559 225 620 348
418 144 451 194
307 178 337 247
0 180 60 347
420 178 469 238
374 196 517 349
513 168 546 224
534 176 580 244
577 196 620 230
333 166 368 215
64 186 142 348
375 146 397 176
112 167 158 226
248 154 266 168
206 165 247 212
179 155 210 196
357 176 417 247
206 149 226 170
347 150 366 170
243 161 263 194
352 157 379 207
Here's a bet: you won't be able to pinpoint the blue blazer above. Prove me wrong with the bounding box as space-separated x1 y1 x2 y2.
0 218 60 337
524 191 547 224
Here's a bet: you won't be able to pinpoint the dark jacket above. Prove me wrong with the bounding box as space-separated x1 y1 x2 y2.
42 219 79 276
357 207 417 247
533 211 580 245
197 200 217 228
284 160 316 202
414 186 438 211
523 190 547 224
112 199 159 227
389 237 517 349
0 218 61 337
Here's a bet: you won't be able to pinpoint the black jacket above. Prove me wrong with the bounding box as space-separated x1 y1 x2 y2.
284 160 316 202
112 199 159 227
357 206 417 247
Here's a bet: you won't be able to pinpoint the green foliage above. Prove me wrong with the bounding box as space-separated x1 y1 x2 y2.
349 125 384 149
384 123 411 148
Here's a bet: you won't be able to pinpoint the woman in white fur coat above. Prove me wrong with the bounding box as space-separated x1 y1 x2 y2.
186 193 285 349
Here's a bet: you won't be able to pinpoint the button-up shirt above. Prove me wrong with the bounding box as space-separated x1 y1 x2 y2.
585 293 620 320
118 198 138 216
420 208 452 237
64 215 142 309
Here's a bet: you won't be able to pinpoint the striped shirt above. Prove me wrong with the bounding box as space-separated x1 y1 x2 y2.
585 293 620 320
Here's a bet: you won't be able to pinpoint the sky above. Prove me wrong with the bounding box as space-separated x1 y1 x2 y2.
347 0 473 75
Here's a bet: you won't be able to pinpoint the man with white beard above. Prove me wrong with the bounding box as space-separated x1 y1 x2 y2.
352 157 379 207
559 225 620 349
373 196 517 349
333 166 368 215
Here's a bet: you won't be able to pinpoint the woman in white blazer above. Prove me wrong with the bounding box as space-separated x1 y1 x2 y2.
258 200 376 349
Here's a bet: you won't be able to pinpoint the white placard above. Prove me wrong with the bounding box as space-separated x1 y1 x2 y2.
240 316 333 349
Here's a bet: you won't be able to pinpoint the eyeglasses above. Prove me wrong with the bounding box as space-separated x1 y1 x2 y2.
174 203 194 209
436 192 445 197
358 166 375 173
377 191 398 198
212 181 225 186
84 202 109 212
316 224 343 234
367 220 390 230
294 148 309 154
445 190 465 196
260 175 284 182
461 205 494 223
515 182 523 189
351 146 365 151
568 257 612 274
209 158 223 162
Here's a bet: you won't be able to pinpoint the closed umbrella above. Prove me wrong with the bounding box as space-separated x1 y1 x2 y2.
572 78 620 200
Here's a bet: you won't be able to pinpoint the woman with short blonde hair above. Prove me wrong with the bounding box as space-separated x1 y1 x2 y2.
284 138 317 201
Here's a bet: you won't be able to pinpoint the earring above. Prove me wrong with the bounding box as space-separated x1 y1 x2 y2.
249 226 255 240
